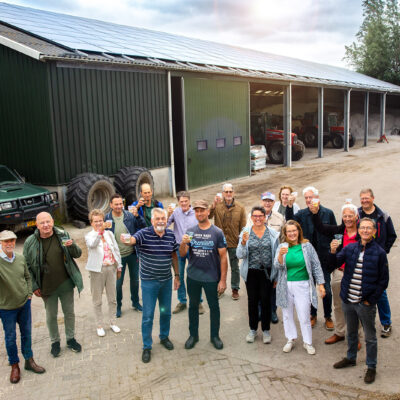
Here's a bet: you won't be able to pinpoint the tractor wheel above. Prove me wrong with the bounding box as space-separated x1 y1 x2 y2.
267 142 284 164
114 166 154 207
349 136 356 147
303 129 318 147
292 140 305 161
332 134 344 149
66 173 115 221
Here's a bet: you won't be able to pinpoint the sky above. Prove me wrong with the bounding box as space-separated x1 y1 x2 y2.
5 0 364 68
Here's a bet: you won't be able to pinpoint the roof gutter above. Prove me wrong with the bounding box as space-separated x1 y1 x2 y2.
0 34 41 60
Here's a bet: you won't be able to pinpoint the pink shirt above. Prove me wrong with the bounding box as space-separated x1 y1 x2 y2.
102 240 116 266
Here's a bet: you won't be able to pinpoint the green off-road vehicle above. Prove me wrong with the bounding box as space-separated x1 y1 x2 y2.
0 165 59 232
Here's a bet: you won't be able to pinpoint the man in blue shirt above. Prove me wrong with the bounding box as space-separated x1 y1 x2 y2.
180 200 228 350
167 191 202 314
129 208 179 363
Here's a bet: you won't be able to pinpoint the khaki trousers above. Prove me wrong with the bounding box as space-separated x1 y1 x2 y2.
90 265 117 327
332 269 346 337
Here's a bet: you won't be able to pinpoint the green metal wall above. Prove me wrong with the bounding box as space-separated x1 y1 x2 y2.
48 65 170 183
184 78 249 189
0 45 56 184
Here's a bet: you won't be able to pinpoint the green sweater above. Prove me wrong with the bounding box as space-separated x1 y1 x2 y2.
0 253 32 310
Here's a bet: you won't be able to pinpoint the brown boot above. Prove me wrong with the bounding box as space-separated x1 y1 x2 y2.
325 334 345 345
24 358 46 374
10 363 20 384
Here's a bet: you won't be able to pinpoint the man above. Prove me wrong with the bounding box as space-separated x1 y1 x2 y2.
180 200 228 350
286 186 336 329
23 212 83 357
166 191 204 314
209 183 246 300
0 231 45 384
128 208 179 363
105 194 146 317
132 183 164 227
245 191 284 324
331 218 389 384
358 188 397 338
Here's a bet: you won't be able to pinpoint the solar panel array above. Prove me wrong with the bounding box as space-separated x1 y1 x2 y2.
0 2 399 90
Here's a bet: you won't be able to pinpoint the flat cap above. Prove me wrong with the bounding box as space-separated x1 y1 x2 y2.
192 200 209 209
0 230 17 240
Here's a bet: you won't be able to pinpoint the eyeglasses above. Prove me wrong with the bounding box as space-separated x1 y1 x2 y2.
359 226 374 231
251 215 265 219
224 190 233 193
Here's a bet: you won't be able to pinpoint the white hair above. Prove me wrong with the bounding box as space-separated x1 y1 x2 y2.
151 208 167 218
302 186 319 196
222 183 233 191
341 203 358 217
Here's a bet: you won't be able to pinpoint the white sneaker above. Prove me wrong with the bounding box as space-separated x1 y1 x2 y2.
97 327 106 337
263 330 271 344
303 342 316 355
283 340 295 353
246 330 257 343
110 325 121 333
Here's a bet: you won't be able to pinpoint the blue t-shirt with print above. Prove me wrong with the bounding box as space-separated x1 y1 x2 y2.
186 224 227 282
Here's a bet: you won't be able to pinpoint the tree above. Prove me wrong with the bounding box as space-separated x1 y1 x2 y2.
344 0 400 85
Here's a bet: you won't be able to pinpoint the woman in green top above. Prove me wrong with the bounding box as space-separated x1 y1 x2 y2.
274 220 325 355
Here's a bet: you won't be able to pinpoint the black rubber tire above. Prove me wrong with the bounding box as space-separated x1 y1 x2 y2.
114 166 154 207
267 141 284 164
66 173 115 221
349 135 356 147
332 134 344 149
303 129 318 147
292 140 305 161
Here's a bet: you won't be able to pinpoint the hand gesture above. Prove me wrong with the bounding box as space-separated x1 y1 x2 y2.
279 246 289 256
330 239 340 253
167 205 174 217
217 280 227 295
288 194 295 206
64 239 73 247
319 284 326 298
138 197 145 208
241 231 249 245
309 203 319 214
181 234 191 244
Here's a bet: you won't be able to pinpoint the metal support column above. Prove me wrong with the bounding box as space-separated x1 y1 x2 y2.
318 87 324 158
343 89 351 151
283 83 292 167
380 92 387 139
364 92 369 146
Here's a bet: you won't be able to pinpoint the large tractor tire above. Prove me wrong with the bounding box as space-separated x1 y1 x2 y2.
292 140 305 161
303 128 318 147
114 166 154 207
267 141 284 164
349 136 356 147
66 173 115 222
331 134 344 149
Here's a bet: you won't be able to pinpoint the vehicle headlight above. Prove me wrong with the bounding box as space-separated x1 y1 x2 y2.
45 192 58 202
0 202 13 211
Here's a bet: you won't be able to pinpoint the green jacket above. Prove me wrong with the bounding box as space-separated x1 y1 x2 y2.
23 226 83 293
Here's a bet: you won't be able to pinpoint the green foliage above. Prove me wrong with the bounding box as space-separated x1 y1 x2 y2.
344 0 400 85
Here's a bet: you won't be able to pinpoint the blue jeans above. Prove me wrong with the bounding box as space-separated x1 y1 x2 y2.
117 252 139 308
141 279 172 350
0 300 33 365
187 277 220 338
311 269 332 318
342 301 377 369
377 290 391 326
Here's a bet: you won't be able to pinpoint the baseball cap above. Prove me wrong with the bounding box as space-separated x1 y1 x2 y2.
261 192 275 201
192 200 209 209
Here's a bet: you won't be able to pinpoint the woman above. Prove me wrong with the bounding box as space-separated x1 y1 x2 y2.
311 203 360 346
273 185 300 217
274 220 325 354
85 209 122 337
237 206 279 344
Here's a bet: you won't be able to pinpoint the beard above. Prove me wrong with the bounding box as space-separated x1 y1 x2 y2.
155 224 165 232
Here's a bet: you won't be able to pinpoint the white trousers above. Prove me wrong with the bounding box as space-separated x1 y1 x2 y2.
282 280 312 345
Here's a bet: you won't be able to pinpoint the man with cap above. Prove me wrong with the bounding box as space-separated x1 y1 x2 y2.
209 183 246 300
180 200 228 350
0 230 45 383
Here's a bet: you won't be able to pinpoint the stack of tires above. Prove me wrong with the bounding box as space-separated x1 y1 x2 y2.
66 167 153 223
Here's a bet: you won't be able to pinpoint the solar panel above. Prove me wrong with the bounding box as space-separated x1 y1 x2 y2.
0 2 399 90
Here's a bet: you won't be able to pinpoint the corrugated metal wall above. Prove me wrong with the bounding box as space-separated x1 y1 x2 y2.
48 65 170 183
0 45 56 184
184 78 249 189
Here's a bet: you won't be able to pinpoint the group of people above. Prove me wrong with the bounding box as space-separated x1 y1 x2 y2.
0 182 396 385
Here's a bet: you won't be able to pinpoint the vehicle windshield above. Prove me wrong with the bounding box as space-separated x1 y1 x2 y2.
0 166 22 185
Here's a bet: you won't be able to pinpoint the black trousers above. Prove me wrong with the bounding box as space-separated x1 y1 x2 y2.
187 277 220 338
245 269 272 331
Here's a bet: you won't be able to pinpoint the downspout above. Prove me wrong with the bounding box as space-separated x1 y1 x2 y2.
167 71 176 198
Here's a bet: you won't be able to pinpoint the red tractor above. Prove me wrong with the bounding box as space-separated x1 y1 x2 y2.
251 113 305 164
294 112 355 148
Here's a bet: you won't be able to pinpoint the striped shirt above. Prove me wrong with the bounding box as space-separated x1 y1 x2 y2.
134 227 178 281
347 251 364 303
